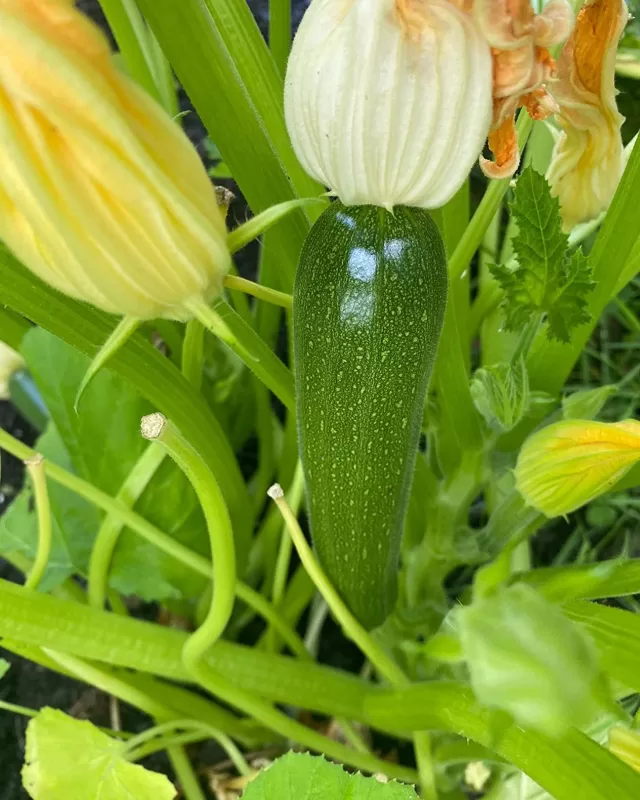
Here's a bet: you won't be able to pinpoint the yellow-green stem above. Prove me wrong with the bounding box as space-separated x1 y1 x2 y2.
23 456 52 592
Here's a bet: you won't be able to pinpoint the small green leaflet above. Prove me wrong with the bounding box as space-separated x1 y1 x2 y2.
22 708 176 800
242 752 418 800
490 166 595 343
0 658 9 680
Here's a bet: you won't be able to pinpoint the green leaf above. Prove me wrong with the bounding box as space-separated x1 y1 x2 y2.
0 426 100 591
490 166 595 342
22 707 176 799
471 357 530 432
242 752 419 800
20 329 208 602
22 328 149 495
458 585 613 736
0 658 9 680
514 558 640 602
563 384 619 420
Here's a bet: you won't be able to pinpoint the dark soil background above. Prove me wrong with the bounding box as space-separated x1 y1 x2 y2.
0 2 310 797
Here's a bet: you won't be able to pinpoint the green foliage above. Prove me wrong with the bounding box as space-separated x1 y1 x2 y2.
458 585 613 736
471 357 530 432
490 166 594 343
242 752 419 800
0 658 9 680
22 708 176 799
15 329 208 603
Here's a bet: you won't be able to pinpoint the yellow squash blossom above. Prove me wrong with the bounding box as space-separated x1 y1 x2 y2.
0 0 229 320
515 419 640 517
0 341 24 399
546 0 629 231
474 0 574 178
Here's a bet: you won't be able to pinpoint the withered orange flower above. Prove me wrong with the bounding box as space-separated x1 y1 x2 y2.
547 0 629 230
474 0 574 178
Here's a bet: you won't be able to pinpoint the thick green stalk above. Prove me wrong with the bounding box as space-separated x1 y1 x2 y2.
141 414 236 674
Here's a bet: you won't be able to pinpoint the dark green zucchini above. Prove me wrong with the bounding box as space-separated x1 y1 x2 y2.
294 202 447 629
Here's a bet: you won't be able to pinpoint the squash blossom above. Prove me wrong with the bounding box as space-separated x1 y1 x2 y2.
546 0 629 231
474 0 574 178
285 0 494 210
515 419 640 517
0 341 24 399
0 0 229 320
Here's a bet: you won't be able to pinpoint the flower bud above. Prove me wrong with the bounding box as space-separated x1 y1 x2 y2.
515 419 640 517
0 0 230 320
284 0 493 210
546 0 629 231
0 341 25 399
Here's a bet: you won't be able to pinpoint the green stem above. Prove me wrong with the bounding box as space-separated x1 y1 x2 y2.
224 275 292 309
449 114 534 284
88 443 165 609
511 315 541 365
186 297 295 410
266 465 304 651
269 0 291 76
414 730 438 800
0 428 309 658
0 699 38 718
267 482 407 686
182 319 206 390
23 456 52 592
141 414 236 670
167 747 207 800
124 719 251 776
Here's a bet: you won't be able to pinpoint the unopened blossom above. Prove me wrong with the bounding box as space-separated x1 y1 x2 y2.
547 0 629 230
0 342 24 399
285 0 493 210
0 0 229 320
475 0 574 178
516 419 640 517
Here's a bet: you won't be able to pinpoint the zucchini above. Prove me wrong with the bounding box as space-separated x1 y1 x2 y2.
294 202 447 629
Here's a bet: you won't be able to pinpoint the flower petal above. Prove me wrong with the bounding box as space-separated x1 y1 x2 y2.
546 0 629 231
515 419 640 517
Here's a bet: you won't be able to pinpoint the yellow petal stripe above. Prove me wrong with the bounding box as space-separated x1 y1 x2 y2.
515 419 640 517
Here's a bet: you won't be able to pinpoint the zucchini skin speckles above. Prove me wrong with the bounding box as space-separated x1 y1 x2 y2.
294 202 447 629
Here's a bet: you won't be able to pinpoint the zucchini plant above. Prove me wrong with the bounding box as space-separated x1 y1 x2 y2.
0 0 640 799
